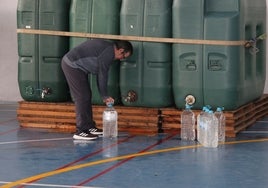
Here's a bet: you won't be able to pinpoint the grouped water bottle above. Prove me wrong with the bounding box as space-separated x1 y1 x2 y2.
197 106 209 145
214 107 226 143
103 103 118 138
205 110 218 148
181 104 196 141
197 107 218 148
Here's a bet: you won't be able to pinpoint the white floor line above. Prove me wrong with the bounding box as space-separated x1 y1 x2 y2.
0 137 72 145
0 181 102 188
256 120 268 123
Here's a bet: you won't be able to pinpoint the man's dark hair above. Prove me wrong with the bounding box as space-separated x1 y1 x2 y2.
114 40 133 55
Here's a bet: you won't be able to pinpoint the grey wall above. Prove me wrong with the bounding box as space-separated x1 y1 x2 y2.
0 0 268 102
265 0 268 95
0 0 21 102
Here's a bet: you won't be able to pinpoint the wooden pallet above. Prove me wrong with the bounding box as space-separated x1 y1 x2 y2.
17 95 268 137
161 94 268 137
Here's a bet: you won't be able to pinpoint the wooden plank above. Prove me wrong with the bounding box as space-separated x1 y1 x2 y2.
234 118 256 134
118 121 157 127
17 109 75 117
17 116 76 124
20 122 76 131
17 29 245 46
18 101 75 111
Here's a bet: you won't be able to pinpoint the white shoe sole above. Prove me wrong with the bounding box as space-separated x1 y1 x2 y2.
73 134 98 140
90 131 103 135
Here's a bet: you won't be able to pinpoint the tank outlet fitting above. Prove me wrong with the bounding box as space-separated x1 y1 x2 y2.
185 95 196 105
41 87 52 99
123 90 138 103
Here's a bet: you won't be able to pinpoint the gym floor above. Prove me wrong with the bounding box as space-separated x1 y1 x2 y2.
1 102 268 188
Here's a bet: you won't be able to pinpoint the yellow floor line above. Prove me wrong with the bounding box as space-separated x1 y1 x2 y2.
2 138 268 188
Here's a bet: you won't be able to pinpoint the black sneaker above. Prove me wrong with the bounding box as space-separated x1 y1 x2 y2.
73 131 98 140
89 127 103 135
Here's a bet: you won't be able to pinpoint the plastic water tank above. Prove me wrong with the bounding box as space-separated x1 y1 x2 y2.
172 0 266 110
17 0 71 102
120 0 173 107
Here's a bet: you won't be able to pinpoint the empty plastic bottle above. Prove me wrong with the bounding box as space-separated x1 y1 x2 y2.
181 104 196 141
214 107 226 143
204 110 218 148
197 108 218 148
103 103 118 138
197 106 209 145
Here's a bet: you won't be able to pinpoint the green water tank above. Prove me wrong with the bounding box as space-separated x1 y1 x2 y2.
17 0 71 102
120 0 173 107
69 0 122 105
173 0 266 110
172 0 204 109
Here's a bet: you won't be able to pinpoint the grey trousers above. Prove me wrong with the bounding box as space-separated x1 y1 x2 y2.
61 59 95 133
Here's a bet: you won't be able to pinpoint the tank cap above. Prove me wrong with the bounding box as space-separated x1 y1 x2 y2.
185 95 196 105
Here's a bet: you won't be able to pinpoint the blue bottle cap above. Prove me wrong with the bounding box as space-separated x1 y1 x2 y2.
185 104 192 109
208 110 214 114
202 106 207 111
205 105 212 110
216 107 224 112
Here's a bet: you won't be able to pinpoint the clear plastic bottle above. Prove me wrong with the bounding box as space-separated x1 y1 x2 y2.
103 104 118 138
181 104 196 141
214 107 225 143
198 108 218 148
204 110 218 148
197 106 209 145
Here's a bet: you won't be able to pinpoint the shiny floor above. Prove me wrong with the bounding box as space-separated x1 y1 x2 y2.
1 103 268 188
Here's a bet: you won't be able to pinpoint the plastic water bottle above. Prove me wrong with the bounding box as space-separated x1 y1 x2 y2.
181 104 195 141
197 107 218 148
214 107 225 143
103 104 118 138
197 106 209 145
204 110 218 148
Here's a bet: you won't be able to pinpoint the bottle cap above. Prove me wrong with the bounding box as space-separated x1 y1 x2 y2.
205 105 212 110
208 110 213 114
185 104 192 109
216 107 224 112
